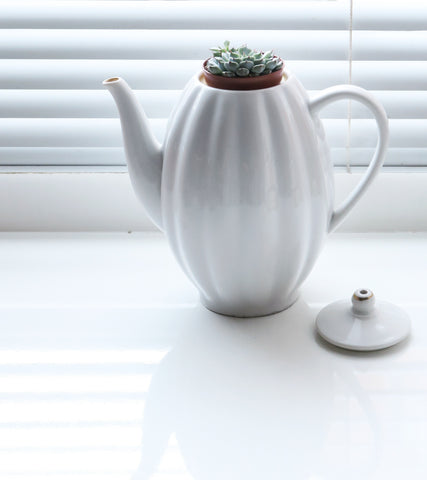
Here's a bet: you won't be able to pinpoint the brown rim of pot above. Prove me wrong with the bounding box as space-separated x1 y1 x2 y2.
202 58 284 91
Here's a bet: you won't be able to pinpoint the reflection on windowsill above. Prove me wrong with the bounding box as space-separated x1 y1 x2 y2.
0 302 419 479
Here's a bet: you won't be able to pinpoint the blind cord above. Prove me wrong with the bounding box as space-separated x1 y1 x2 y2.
346 0 353 173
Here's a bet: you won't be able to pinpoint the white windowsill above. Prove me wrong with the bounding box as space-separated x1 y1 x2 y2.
0 231 426 478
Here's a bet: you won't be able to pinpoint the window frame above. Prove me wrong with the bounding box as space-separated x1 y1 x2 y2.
2 170 426 232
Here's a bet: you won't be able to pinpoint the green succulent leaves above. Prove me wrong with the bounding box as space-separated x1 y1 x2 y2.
206 41 284 78
206 58 222 75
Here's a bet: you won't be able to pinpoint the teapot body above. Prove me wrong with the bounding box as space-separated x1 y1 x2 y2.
161 71 334 317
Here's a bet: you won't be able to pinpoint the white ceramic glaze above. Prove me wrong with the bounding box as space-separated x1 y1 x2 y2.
104 70 389 317
316 288 411 351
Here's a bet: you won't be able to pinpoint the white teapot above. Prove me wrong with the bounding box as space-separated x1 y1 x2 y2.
104 68 388 317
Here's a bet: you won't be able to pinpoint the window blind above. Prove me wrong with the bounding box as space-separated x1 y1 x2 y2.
0 0 425 168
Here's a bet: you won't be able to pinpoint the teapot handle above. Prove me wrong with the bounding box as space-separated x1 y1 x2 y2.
309 85 389 233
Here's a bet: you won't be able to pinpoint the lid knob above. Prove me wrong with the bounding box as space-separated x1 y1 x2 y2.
351 288 375 316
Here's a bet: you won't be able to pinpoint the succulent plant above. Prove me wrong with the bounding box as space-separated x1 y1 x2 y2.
206 40 283 78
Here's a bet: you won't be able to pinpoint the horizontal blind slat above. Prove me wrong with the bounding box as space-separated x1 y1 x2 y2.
0 119 167 146
0 60 197 89
354 1 427 30
3 1 424 31
0 148 124 166
332 148 427 167
0 1 348 30
4 30 427 62
2 147 425 168
353 31 427 60
0 119 424 149
317 91 427 119
0 90 180 118
0 30 348 60
329 119 427 148
351 62 427 90
1 60 424 92
0 60 349 90
2 90 427 119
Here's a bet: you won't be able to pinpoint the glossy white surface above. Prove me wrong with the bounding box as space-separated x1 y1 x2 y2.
105 71 388 316
0 232 427 479
316 288 411 351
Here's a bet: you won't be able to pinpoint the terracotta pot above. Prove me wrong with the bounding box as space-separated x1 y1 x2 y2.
202 58 284 91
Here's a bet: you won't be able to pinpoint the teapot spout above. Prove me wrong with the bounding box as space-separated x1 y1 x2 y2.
103 77 163 230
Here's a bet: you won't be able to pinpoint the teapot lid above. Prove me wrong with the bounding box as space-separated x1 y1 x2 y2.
316 288 411 351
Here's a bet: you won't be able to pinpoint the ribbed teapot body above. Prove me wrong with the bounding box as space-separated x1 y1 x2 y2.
161 72 334 317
